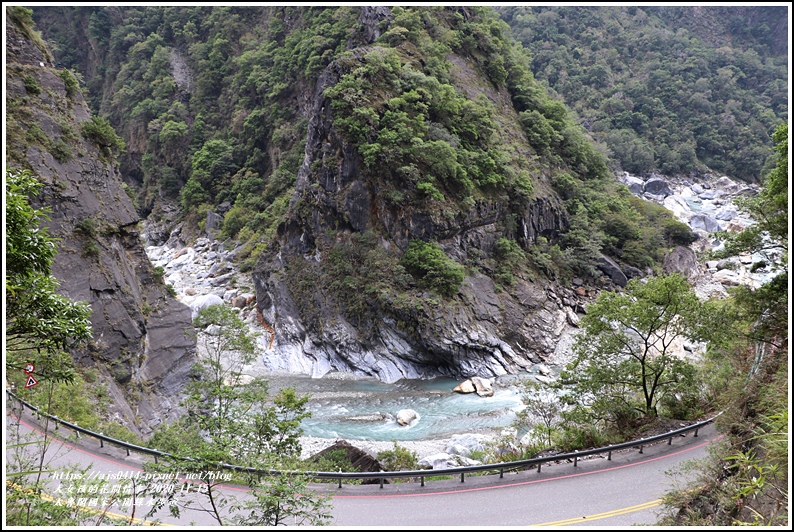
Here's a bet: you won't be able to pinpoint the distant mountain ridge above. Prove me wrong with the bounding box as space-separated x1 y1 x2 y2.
498 5 788 182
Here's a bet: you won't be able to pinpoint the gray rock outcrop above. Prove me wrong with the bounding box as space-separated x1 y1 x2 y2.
453 380 477 394
445 433 487 456
249 43 583 383
470 376 494 397
6 17 196 435
644 176 673 197
597 255 628 287
689 213 723 233
662 246 699 280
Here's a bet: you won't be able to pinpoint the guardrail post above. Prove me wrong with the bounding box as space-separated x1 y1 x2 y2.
694 427 700 437
99 434 104 448
607 451 612 461
379 476 384 489
126 448 130 456
421 475 425 487
338 470 342 489
154 454 158 464
537 462 541 473
668 436 673 445
574 456 578 467
499 468 504 479
460 472 465 483
639 445 643 454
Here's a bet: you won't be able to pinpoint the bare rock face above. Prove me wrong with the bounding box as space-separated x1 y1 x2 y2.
6 16 195 436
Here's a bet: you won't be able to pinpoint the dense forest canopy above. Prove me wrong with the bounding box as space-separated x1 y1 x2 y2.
26 5 699 279
498 5 788 182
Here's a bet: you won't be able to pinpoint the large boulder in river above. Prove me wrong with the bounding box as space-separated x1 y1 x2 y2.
453 379 476 394
621 173 645 195
396 409 419 426
470 376 494 397
446 433 487 456
662 246 699 279
189 293 224 319
689 213 722 233
644 176 673 197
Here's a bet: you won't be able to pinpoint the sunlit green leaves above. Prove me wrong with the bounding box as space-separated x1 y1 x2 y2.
5 169 92 361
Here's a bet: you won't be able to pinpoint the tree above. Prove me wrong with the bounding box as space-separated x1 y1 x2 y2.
401 240 465 296
5 167 92 379
5 168 95 526
512 379 563 448
231 473 332 526
144 303 323 525
712 123 787 348
186 303 262 445
715 123 787 261
81 116 126 158
563 274 705 420
658 125 788 526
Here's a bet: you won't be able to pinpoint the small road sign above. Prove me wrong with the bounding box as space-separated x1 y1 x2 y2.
24 363 35 374
24 375 39 389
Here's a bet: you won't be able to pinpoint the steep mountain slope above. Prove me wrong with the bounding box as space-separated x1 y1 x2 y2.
498 6 788 182
5 9 195 434
25 6 697 383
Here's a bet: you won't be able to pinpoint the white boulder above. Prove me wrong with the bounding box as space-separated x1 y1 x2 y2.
396 409 419 426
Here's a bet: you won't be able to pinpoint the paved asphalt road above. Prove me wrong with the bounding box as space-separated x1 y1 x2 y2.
5 405 720 527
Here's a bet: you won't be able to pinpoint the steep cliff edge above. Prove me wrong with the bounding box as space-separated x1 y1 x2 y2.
5 11 195 435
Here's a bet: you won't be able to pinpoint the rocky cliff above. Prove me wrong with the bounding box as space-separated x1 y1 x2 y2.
250 8 584 383
20 6 717 388
5 12 195 435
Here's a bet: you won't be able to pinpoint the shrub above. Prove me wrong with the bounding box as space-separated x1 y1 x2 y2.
402 240 465 296
23 75 41 95
50 140 72 163
663 218 699 246
180 177 209 210
377 442 418 472
493 237 526 287
59 69 79 97
81 116 125 154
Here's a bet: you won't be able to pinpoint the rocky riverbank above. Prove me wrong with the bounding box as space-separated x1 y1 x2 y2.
620 171 780 293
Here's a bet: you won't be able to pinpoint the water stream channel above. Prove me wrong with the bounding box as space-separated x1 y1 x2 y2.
261 371 534 442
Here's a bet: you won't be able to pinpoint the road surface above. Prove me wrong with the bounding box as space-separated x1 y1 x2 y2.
5 405 718 527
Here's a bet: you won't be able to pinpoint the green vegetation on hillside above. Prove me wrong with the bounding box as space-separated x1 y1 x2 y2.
31 6 693 285
34 6 360 247
499 6 787 182
5 168 93 371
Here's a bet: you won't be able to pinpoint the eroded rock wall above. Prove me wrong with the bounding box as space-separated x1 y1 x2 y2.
6 15 195 435
250 18 581 383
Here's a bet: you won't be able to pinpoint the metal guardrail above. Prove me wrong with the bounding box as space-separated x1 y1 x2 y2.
7 389 719 488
